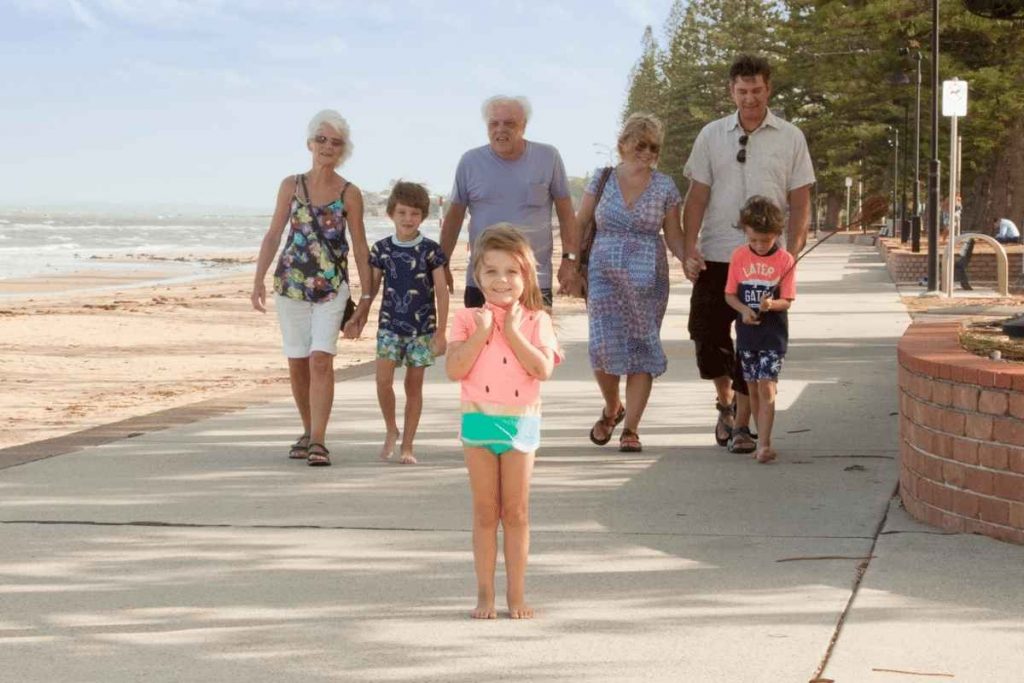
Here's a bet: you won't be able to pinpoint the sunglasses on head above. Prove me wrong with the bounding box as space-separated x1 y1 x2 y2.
636 140 660 154
314 134 345 148
737 134 748 164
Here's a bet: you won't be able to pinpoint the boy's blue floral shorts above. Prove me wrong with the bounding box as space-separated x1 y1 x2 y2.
738 349 784 382
376 329 434 368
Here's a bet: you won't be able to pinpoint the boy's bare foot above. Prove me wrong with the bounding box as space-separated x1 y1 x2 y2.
507 601 534 619
755 446 777 464
379 431 399 461
398 449 417 465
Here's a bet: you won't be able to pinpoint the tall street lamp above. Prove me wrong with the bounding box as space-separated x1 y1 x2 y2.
926 0 940 291
899 46 924 252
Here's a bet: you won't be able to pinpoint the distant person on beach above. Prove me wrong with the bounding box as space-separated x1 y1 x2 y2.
439 95 579 307
994 217 1020 244
724 197 796 464
682 54 814 456
250 109 372 467
366 181 449 465
445 225 562 619
578 113 685 453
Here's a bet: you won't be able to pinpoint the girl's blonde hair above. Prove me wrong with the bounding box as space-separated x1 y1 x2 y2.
471 224 544 311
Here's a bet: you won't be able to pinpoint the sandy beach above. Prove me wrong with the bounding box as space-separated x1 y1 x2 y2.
0 248 479 451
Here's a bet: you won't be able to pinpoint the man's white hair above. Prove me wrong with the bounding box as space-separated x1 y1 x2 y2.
306 109 353 166
481 95 532 125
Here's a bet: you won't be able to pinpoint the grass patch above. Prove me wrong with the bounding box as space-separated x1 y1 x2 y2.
960 320 1024 362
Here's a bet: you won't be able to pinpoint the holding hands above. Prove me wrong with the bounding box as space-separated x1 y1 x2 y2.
683 248 706 283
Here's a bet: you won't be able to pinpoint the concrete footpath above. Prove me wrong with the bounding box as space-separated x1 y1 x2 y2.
1 242 1021 682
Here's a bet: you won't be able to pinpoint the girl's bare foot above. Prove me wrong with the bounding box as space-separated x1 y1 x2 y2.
755 446 777 464
507 601 534 619
398 449 417 465
379 431 399 461
472 590 497 619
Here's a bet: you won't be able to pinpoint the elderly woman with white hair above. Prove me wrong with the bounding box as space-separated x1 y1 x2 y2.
251 109 371 467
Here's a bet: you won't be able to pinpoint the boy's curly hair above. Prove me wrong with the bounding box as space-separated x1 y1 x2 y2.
387 181 431 218
740 196 785 235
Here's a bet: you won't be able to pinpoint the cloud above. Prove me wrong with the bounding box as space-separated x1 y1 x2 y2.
612 0 661 26
67 0 105 29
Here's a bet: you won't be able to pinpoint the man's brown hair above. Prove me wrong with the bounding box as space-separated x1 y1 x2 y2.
729 54 771 83
386 181 431 217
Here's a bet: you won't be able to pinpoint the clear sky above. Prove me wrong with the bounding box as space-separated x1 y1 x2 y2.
1 0 676 212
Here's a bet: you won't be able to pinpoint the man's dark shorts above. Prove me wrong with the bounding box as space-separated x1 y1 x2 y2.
687 261 748 395
464 286 553 309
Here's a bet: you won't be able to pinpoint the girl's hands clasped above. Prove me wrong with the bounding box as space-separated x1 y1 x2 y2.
503 302 523 340
472 307 494 337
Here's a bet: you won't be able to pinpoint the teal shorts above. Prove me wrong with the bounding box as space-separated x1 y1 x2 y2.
377 329 434 368
460 412 541 456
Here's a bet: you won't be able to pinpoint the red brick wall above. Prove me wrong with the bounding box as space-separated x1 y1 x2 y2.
898 323 1024 544
879 239 1024 284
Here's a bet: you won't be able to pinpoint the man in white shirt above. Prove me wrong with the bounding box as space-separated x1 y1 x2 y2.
682 54 815 454
994 217 1020 244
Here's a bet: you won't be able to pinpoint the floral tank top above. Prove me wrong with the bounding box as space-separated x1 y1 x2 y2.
273 175 350 302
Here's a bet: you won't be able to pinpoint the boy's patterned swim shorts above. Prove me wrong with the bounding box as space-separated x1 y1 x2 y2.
376 329 435 368
738 349 784 382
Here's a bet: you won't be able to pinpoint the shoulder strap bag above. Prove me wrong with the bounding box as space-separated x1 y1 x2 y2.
299 174 356 328
576 166 614 301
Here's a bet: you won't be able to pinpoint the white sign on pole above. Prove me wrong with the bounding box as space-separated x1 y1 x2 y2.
845 176 853 188
943 79 968 117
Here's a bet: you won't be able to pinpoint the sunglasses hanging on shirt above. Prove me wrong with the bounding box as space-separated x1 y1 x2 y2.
737 134 748 164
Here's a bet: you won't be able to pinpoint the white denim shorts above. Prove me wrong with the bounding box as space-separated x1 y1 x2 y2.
274 284 349 358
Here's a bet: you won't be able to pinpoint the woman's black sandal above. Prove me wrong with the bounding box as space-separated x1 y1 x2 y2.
288 434 311 460
307 443 331 467
589 406 626 446
715 400 735 447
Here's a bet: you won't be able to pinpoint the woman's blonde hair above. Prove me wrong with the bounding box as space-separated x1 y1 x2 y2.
617 112 664 159
471 224 544 311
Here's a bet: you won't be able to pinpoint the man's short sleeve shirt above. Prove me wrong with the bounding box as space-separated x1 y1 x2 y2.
684 110 815 263
449 141 571 288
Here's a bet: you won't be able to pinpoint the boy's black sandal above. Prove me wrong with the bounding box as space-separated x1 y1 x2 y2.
728 426 757 454
715 400 735 447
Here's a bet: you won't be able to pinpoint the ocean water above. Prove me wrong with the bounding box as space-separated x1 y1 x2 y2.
0 210 444 282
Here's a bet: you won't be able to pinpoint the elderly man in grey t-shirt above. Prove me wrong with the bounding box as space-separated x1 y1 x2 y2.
440 95 579 307
682 54 815 455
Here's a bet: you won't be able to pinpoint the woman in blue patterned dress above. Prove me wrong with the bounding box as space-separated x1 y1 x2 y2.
577 113 686 452
251 110 372 467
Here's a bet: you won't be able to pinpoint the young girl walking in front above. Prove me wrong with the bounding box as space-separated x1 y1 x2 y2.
446 224 562 619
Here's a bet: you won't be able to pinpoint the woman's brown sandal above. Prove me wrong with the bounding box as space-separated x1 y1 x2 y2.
589 406 626 446
288 434 311 459
307 443 331 467
619 429 642 453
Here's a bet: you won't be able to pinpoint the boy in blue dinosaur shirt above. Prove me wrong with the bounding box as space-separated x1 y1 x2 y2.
368 182 449 464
